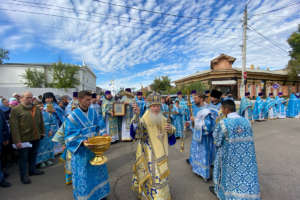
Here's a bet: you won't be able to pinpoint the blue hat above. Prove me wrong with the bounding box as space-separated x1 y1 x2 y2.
258 92 263 96
204 90 210 95
278 92 283 96
245 92 250 96
73 92 78 98
177 91 182 95
125 88 131 93
269 93 273 96
191 90 196 94
92 93 97 98
105 90 111 95
137 91 143 96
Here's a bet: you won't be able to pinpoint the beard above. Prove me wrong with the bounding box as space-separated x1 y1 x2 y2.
149 111 164 126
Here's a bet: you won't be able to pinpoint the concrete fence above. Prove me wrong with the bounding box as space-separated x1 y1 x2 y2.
0 87 77 99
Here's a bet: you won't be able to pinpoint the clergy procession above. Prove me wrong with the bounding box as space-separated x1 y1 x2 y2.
0 88 300 200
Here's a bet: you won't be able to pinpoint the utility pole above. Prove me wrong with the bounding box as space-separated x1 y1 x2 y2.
241 4 247 99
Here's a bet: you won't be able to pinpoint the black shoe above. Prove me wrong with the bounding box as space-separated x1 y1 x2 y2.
186 159 190 165
29 170 45 176
0 180 11 187
209 186 216 196
21 176 31 184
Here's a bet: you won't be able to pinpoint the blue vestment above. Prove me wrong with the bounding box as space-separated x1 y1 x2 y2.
171 106 184 138
239 97 253 121
189 105 215 180
264 97 277 119
275 96 287 118
286 94 299 118
213 113 261 200
253 97 265 120
161 103 169 118
36 110 57 164
135 97 146 117
65 107 110 200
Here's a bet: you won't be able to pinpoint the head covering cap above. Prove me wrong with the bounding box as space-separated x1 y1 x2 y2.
177 91 182 95
191 90 196 94
92 93 97 98
105 90 111 95
73 92 78 98
258 92 263 96
278 92 283 96
125 88 131 93
147 92 161 106
245 92 250 96
137 91 143 96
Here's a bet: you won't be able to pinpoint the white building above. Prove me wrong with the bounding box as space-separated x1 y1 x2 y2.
0 63 97 91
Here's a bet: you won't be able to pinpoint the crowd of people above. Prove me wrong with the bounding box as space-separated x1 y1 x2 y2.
0 88 299 200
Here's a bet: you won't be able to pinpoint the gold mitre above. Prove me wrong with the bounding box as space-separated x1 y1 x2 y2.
147 92 161 106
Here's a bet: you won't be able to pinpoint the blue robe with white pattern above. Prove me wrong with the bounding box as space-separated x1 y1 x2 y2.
135 97 146 117
213 113 260 200
253 97 265 120
65 107 110 200
239 97 253 121
171 106 184 138
264 97 277 119
161 103 169 118
286 94 299 118
36 110 57 164
275 96 287 118
189 105 215 179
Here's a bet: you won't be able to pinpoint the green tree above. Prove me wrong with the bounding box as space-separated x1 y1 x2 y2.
287 24 300 81
21 68 46 88
0 48 9 64
50 61 80 88
150 76 172 93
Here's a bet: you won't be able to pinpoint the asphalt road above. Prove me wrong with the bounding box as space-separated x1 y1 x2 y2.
1 118 300 200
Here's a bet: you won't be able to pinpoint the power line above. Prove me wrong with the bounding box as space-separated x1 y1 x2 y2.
0 8 240 40
92 0 240 22
4 0 241 31
247 25 289 54
247 37 288 57
251 1 300 16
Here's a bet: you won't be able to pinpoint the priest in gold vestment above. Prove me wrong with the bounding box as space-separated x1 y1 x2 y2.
130 92 176 200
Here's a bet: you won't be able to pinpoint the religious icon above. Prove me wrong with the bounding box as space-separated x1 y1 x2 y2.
113 102 126 116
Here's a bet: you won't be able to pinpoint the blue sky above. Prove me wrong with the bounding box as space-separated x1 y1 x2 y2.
0 0 300 90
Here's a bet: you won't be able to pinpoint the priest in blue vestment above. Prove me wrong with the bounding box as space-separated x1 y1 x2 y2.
239 92 253 121
253 93 265 121
176 91 189 126
171 100 184 138
65 92 79 116
207 90 223 164
275 92 287 119
135 92 146 117
264 93 277 120
160 97 169 118
286 93 299 118
210 100 261 200
187 94 216 182
65 91 110 200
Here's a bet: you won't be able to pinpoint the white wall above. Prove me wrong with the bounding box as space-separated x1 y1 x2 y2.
0 64 97 91
0 64 44 87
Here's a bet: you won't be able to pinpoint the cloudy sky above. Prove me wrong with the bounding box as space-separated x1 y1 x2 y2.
0 0 299 90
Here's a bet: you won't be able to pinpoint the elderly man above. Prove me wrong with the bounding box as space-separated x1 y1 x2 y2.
131 92 176 200
65 90 109 200
10 91 45 184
